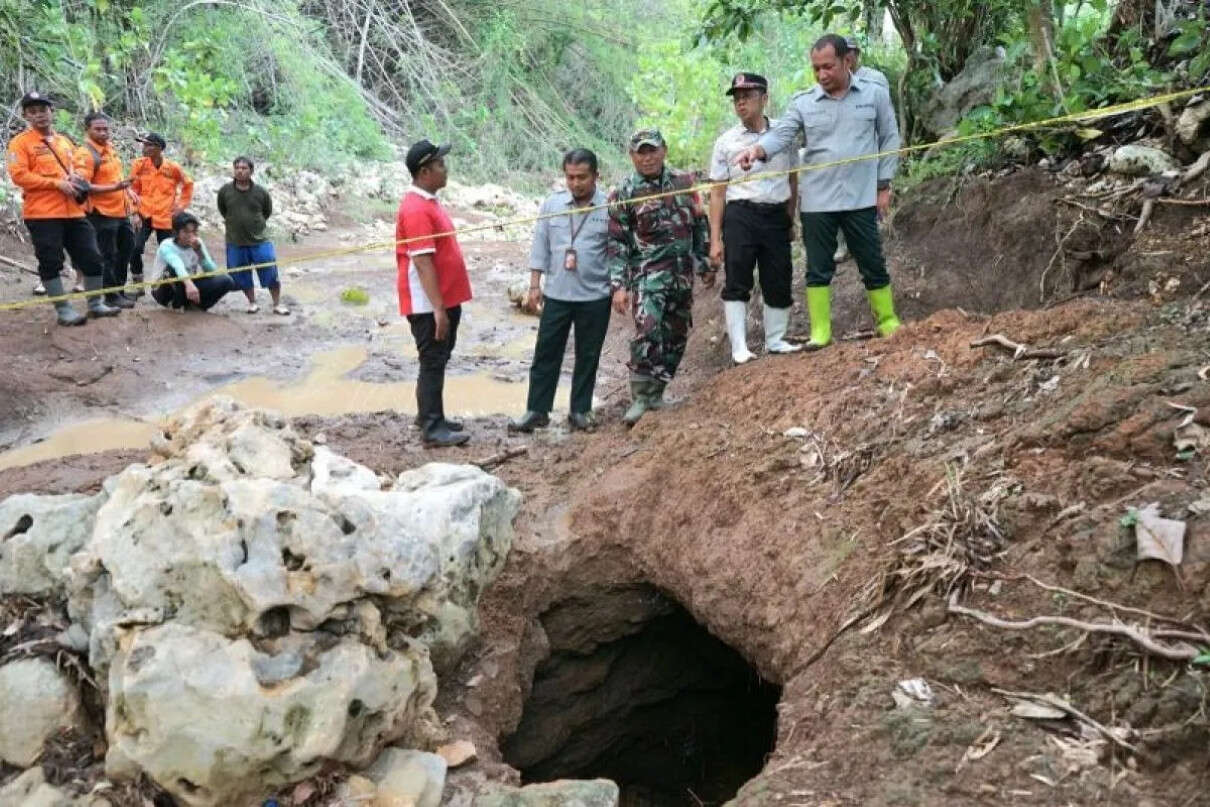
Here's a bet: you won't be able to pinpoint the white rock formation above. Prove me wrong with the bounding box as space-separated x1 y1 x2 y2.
0 493 105 596
105 623 436 806
0 658 83 767
0 397 520 807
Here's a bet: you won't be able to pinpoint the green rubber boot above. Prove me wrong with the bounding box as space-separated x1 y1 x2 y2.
804 286 832 351
44 277 86 327
647 379 666 410
866 285 902 337
622 377 652 426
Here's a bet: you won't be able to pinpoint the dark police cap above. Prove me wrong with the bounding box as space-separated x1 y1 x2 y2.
19 91 53 109
725 73 769 96
136 133 167 148
406 139 452 173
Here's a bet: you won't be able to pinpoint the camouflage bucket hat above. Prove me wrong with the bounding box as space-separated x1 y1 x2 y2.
629 128 666 151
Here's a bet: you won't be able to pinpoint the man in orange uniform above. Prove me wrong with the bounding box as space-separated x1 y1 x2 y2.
5 91 118 325
128 133 192 296
74 112 136 309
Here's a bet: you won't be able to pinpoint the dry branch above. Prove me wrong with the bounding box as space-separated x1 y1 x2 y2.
970 334 1066 360
0 254 35 274
1134 198 1156 235
947 594 1200 661
992 687 1142 754
473 446 527 469
1040 215 1084 302
1155 197 1210 207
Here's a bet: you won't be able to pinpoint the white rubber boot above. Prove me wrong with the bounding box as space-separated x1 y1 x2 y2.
764 305 802 354
724 300 755 364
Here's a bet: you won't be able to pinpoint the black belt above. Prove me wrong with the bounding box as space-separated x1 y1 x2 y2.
728 199 788 210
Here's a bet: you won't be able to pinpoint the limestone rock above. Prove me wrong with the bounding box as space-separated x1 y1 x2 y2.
104 622 438 807
473 779 620 807
1108 144 1179 177
0 493 104 596
921 46 1007 136
310 446 382 495
0 658 83 767
437 739 477 768
0 767 81 807
364 747 447 807
1176 97 1210 149
69 400 519 672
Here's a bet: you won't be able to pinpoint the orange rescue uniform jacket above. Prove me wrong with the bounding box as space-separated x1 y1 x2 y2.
74 137 131 219
130 156 193 229
5 129 86 220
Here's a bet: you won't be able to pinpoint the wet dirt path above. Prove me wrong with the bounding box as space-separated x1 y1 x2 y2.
0 211 625 473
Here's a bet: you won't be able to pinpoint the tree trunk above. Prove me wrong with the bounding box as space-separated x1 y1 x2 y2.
862 0 884 43
1026 0 1054 76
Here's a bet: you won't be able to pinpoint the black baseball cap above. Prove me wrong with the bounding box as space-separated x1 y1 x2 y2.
19 91 53 109
725 73 769 96
406 139 451 173
136 133 167 148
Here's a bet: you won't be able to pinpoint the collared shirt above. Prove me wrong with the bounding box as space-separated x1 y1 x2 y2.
394 188 472 316
74 137 130 219
5 129 86 220
708 117 797 204
606 167 709 291
529 188 610 302
855 65 890 89
759 74 900 213
130 156 193 229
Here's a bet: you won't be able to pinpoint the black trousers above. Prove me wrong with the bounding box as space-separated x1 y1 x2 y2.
25 218 103 282
801 208 890 290
526 295 611 415
88 213 135 290
129 220 172 277
721 200 794 308
151 273 238 311
407 305 463 425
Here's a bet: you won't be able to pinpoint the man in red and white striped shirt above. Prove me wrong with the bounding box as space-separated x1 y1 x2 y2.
396 139 473 447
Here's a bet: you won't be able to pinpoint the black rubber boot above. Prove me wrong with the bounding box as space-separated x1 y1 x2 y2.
508 411 551 433
421 415 469 448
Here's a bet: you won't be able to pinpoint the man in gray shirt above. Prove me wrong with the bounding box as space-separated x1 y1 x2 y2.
736 33 903 349
510 149 612 433
845 36 890 89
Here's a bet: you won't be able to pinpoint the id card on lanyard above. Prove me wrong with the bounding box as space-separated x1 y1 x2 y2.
563 206 591 272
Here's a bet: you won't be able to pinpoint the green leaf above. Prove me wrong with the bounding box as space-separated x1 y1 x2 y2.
1195 651 1210 666
1120 508 1139 528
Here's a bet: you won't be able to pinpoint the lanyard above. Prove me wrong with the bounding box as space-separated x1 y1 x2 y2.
566 203 592 246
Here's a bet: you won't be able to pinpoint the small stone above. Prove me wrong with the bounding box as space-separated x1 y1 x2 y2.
1108 145 1179 177
0 766 79 807
0 658 83 767
340 775 378 802
365 748 447 807
312 432 327 445
436 740 477 768
782 427 809 439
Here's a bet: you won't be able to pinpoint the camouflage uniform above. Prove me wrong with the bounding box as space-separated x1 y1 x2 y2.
606 166 710 383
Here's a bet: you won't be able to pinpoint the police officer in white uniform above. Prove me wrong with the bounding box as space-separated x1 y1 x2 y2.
708 73 801 364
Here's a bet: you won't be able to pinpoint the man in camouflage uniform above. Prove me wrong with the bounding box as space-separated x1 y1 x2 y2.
607 129 713 426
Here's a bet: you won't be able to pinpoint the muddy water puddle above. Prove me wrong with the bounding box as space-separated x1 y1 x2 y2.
0 346 543 471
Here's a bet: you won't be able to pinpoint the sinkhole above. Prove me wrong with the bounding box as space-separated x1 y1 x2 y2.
501 585 781 806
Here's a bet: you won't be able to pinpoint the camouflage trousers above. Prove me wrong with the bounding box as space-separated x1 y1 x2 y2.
628 280 693 383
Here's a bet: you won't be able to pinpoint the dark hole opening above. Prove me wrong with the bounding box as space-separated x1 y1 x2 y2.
501 585 781 806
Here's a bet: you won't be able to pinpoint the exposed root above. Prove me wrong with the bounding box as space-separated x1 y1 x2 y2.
947 593 1201 661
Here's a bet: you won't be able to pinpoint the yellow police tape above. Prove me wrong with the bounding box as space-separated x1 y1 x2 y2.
3 84 1207 314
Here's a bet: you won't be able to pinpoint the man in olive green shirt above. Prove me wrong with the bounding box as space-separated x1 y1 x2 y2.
216 156 288 315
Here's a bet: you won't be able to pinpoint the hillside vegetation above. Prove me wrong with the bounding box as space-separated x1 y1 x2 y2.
1 0 1208 183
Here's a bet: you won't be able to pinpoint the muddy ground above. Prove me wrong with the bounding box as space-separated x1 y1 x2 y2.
1 169 1209 805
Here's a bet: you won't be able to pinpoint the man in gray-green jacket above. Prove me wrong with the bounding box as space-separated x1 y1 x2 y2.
735 33 902 349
